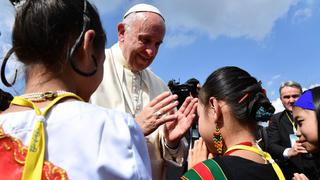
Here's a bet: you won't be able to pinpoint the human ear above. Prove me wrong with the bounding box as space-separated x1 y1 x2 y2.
209 97 222 124
83 29 96 52
209 97 219 118
78 29 97 69
117 23 125 42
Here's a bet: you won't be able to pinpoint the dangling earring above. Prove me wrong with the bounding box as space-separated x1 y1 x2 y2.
213 127 223 155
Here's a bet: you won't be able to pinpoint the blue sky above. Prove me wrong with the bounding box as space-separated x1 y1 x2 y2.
1 0 319 111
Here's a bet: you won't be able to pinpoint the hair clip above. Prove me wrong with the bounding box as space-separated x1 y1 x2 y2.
238 93 249 104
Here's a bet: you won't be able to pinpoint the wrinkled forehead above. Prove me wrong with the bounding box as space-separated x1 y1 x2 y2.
133 12 165 28
131 13 166 37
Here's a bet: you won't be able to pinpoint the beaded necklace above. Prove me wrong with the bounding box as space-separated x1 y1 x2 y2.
20 90 76 102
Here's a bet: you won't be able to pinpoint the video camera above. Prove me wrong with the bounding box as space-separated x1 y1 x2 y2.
168 78 200 149
168 78 199 109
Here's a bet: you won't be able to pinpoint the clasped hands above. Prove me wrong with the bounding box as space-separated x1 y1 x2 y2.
288 140 308 158
188 137 213 169
135 91 198 147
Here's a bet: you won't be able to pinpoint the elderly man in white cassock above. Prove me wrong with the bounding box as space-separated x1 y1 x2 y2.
91 3 198 180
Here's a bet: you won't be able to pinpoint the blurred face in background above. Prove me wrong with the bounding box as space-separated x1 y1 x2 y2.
293 106 319 153
280 86 301 112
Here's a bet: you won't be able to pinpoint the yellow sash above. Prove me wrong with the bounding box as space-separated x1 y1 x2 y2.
11 93 83 180
225 145 285 180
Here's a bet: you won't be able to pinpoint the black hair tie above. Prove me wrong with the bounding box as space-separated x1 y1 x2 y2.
68 0 97 77
69 55 98 77
248 92 275 122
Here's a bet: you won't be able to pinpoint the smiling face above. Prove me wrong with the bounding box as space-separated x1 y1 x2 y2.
293 106 319 153
118 12 165 72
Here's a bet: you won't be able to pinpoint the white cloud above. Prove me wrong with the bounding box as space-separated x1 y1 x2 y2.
91 0 127 14
93 0 310 47
86 0 304 47
267 74 281 86
0 1 15 54
292 8 312 23
155 0 298 45
272 74 281 80
292 0 316 23
0 2 15 29
308 83 320 89
271 98 285 113
0 2 25 95
270 90 276 97
0 1 17 92
165 33 197 48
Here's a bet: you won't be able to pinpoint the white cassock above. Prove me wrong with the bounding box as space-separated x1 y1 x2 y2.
91 43 187 180
0 101 151 179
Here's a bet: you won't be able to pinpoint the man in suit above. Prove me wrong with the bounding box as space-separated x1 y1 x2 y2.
267 81 318 179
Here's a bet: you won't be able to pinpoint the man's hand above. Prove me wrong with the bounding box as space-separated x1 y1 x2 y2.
164 97 198 147
292 173 309 180
135 91 179 136
288 141 308 158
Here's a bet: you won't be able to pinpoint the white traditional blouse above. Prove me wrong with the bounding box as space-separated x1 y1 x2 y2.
0 101 151 180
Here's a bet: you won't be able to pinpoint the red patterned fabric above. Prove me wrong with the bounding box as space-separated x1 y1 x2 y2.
0 128 69 180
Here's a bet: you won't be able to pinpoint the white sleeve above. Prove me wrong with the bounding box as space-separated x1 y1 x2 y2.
96 112 152 180
283 148 290 159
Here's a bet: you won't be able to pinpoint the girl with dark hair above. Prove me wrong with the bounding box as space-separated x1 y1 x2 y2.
182 66 284 179
292 86 320 180
0 0 151 179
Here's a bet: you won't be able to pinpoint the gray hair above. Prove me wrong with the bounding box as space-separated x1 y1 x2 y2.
279 80 302 95
122 12 165 32
122 12 148 32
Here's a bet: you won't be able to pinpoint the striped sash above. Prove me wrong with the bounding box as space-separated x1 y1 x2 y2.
181 159 227 180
